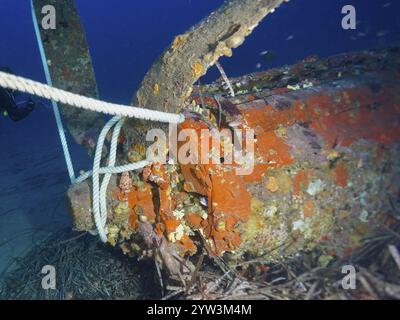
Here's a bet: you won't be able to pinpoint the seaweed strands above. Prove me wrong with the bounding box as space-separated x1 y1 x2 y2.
168 223 400 300
0 228 160 300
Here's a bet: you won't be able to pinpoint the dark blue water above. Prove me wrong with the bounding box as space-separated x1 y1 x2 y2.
1 0 399 103
0 0 399 273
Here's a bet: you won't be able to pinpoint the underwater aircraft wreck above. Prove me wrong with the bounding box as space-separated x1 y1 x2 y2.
68 47 400 276
14 0 399 292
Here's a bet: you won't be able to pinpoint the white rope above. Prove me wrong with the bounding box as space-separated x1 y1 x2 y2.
0 71 185 124
81 116 149 242
99 118 124 228
91 116 120 242
22 0 185 243
31 0 76 183
73 161 150 185
0 68 183 243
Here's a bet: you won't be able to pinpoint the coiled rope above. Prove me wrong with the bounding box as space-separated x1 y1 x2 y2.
0 68 184 242
0 1 186 243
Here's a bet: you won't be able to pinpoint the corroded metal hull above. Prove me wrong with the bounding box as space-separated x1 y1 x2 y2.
68 47 400 268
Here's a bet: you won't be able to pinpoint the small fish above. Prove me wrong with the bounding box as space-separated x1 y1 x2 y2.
259 50 270 56
377 30 389 37
259 50 276 62
383 2 391 8
255 63 262 69
286 35 294 41
357 32 367 37
199 196 208 207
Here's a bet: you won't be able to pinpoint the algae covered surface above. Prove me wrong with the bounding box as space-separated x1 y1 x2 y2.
1 0 400 301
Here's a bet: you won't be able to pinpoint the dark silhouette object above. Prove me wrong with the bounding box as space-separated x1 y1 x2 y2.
0 67 35 122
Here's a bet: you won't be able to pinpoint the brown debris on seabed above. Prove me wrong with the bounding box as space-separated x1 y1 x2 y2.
0 229 160 300
166 223 400 300
0 225 398 300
